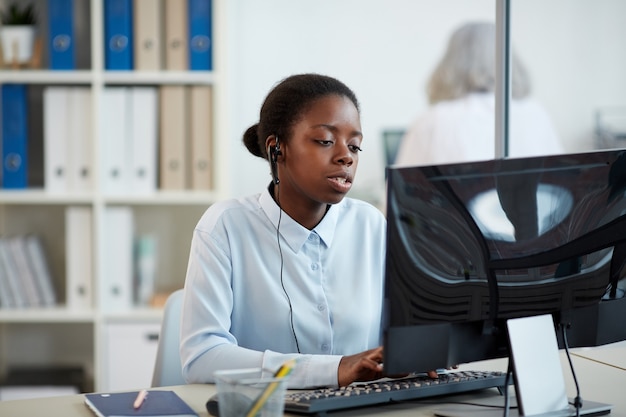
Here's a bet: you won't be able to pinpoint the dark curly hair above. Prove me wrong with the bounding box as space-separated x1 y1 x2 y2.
242 73 360 161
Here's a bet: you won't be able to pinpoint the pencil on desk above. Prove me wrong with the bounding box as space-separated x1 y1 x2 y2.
244 359 296 417
133 389 148 409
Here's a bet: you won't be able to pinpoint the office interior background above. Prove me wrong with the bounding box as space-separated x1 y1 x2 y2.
0 0 624 397
226 0 626 204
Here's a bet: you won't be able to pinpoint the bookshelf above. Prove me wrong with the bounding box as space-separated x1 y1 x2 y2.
0 0 227 392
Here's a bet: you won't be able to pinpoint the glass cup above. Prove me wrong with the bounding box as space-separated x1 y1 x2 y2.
214 368 289 417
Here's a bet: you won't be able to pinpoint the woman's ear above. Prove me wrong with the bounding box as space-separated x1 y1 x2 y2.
266 135 282 163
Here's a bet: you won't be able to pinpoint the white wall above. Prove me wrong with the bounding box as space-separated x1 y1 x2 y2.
222 0 626 202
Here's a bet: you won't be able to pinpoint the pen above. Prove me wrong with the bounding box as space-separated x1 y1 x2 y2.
244 359 296 417
133 389 148 409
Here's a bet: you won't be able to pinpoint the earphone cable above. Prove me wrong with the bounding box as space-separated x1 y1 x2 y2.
275 185 301 353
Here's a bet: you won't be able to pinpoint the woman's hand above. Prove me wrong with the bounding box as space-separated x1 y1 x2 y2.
337 346 384 387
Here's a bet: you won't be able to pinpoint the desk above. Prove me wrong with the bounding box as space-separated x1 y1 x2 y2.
0 351 624 417
572 341 626 370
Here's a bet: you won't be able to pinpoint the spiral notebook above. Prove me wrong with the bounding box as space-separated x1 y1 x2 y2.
84 390 198 417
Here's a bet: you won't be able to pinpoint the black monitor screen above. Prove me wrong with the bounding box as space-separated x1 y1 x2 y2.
383 150 626 375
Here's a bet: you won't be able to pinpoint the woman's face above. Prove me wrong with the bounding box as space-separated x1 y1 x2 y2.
277 94 363 214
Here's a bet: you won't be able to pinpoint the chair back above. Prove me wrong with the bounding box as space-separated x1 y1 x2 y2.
151 289 186 387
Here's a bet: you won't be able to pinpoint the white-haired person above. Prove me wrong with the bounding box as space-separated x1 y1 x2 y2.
395 21 564 167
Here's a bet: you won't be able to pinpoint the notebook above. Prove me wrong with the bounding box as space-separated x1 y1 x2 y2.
84 390 198 417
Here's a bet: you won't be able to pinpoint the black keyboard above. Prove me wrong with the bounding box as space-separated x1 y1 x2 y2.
283 370 509 414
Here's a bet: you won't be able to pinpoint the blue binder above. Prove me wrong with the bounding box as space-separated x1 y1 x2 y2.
188 0 212 70
1 85 29 189
48 0 75 69
104 0 133 70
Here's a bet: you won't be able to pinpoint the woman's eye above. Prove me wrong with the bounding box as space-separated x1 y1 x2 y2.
350 145 363 153
317 140 333 146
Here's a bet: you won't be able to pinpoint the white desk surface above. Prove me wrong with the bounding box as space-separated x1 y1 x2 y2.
572 341 626 370
0 349 624 417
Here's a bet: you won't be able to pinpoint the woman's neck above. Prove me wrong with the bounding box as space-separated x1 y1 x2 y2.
269 183 330 230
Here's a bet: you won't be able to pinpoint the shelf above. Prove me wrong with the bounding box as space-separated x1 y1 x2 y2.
101 308 164 323
0 0 222 392
103 71 215 85
0 191 94 205
102 191 219 205
0 307 96 323
0 70 93 84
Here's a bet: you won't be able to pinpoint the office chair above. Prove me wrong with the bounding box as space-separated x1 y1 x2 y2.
151 289 187 387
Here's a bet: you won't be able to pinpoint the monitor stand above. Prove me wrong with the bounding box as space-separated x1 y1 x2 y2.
434 314 612 417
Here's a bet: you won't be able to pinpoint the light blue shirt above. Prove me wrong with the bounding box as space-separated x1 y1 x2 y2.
180 187 386 388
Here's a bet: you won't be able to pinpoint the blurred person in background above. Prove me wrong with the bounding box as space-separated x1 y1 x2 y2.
395 21 563 167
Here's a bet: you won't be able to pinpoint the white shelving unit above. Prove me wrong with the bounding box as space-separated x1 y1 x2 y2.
0 0 228 392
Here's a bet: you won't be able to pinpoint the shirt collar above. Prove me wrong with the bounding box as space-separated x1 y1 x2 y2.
259 186 339 253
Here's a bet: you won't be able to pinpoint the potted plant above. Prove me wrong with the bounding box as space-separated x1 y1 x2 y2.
0 2 37 65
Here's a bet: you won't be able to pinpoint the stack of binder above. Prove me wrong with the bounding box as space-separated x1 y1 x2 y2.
0 235 57 309
159 85 213 190
43 87 93 193
104 0 213 71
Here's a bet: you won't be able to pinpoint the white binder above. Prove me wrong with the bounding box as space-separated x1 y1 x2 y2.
129 87 158 194
65 206 93 310
102 88 131 194
68 87 93 192
43 87 70 193
100 206 134 312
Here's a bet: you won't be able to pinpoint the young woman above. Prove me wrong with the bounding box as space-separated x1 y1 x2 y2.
180 74 387 388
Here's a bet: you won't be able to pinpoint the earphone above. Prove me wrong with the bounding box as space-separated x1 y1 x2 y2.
269 136 282 185
267 135 301 352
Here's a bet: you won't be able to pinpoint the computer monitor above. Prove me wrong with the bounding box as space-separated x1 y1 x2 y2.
383 149 626 376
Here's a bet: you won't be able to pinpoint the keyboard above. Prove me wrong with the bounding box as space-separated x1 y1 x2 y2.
283 370 509 414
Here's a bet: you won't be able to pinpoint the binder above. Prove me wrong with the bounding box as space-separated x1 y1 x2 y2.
0 248 15 308
68 87 93 192
102 87 131 194
1 84 29 189
7 236 43 307
74 0 91 68
129 87 158 193
47 0 75 69
101 207 134 312
187 0 212 70
65 206 93 310
23 235 57 307
189 85 213 190
104 0 134 70
133 0 162 70
26 85 46 188
43 87 70 193
164 0 188 70
0 238 26 308
159 86 188 190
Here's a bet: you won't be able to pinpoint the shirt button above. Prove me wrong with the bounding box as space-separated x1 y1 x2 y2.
311 263 318 270
308 234 316 241
321 343 329 352
317 304 325 312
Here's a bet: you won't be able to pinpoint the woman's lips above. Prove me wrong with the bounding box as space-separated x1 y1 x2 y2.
328 176 352 193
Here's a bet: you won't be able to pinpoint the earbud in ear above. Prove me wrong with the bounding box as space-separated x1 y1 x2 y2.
269 136 281 185
271 137 282 162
